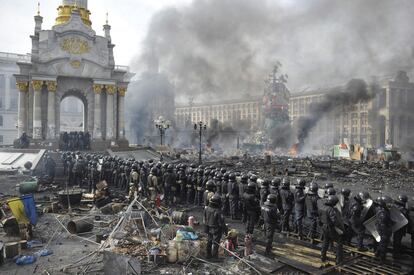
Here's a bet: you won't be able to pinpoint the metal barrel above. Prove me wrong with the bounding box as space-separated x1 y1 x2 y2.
18 181 38 194
171 211 189 225
67 219 94 234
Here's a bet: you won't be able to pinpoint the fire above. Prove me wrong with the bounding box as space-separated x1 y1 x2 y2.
288 143 302 156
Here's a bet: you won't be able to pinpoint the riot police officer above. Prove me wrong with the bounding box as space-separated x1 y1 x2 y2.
375 196 393 264
260 180 270 207
186 169 195 205
195 169 204 206
204 194 227 259
270 178 283 215
294 179 306 238
305 181 319 240
221 173 230 216
204 180 216 207
320 195 344 264
148 168 159 202
346 192 367 251
280 178 294 232
393 194 409 255
228 173 240 220
262 194 280 255
243 182 260 234
163 164 176 205
340 188 352 245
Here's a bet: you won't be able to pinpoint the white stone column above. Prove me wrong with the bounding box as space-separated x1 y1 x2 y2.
46 81 56 139
118 87 126 139
5 75 10 110
93 84 103 139
106 85 116 140
16 81 28 137
32 80 43 139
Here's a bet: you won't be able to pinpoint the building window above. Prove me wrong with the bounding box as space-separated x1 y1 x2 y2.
0 115 3 127
0 135 3 144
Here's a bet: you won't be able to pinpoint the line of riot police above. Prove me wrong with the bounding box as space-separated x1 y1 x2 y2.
58 153 414 264
59 132 91 151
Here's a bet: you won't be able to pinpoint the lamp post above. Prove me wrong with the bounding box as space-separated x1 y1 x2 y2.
194 121 207 164
155 117 170 146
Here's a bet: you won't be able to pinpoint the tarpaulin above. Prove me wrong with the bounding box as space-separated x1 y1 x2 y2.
21 194 37 225
7 197 29 224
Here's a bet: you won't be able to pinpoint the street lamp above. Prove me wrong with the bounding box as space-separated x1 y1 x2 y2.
194 121 207 164
155 117 170 146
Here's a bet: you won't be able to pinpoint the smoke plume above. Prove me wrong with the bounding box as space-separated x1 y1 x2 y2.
135 0 414 103
296 79 376 143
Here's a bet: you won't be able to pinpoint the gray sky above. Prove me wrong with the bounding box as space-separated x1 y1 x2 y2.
0 0 192 66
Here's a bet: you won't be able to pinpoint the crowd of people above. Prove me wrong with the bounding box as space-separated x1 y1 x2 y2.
59 132 91 151
59 151 414 264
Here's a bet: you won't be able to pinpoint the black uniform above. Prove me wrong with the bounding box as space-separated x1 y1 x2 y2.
280 187 294 232
262 201 280 254
243 192 260 234
305 192 319 239
163 170 176 205
221 178 230 216
393 202 409 254
228 178 240 220
294 187 305 237
375 205 393 264
347 197 365 249
319 201 344 264
204 202 227 258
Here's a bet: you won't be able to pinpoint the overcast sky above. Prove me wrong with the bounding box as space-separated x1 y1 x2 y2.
0 0 193 66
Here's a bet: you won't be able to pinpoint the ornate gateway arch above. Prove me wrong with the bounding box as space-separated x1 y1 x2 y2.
14 0 132 146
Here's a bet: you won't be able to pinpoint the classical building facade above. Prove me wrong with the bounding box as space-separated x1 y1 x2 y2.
175 97 263 131
0 52 30 145
289 71 414 148
14 0 131 144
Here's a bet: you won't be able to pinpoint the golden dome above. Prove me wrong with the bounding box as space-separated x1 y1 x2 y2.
55 4 92 27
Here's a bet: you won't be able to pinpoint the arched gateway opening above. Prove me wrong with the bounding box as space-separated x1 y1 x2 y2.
57 90 90 150
60 96 85 132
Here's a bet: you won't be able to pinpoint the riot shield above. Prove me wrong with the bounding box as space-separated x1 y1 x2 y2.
363 216 381 242
390 207 408 233
360 199 373 221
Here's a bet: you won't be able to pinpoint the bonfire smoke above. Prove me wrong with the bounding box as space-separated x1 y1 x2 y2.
133 0 414 104
296 79 376 143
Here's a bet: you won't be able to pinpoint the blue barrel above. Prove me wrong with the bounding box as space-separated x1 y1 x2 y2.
18 181 38 194
21 194 37 226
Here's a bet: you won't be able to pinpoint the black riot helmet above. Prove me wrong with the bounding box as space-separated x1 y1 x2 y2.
206 180 215 191
247 182 256 193
223 172 230 181
167 164 174 172
228 173 236 181
325 195 339 206
271 178 281 187
282 177 290 189
376 195 392 208
324 182 334 190
308 182 319 193
398 194 408 204
358 191 370 203
215 172 223 181
241 174 249 184
261 179 270 187
296 179 306 188
220 168 227 174
209 194 221 208
266 194 277 205
341 188 351 198
250 175 258 183
327 187 336 196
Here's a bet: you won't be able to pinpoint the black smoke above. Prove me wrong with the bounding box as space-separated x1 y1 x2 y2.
296 79 377 143
134 0 414 104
